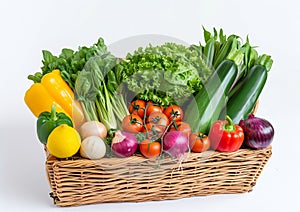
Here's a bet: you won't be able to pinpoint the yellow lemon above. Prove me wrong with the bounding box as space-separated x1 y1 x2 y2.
47 124 81 158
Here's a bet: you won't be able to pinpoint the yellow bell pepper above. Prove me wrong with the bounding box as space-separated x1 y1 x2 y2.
24 70 86 128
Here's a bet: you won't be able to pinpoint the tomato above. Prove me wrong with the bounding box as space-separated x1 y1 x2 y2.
169 122 192 137
145 101 163 117
122 114 144 133
143 123 165 140
147 112 170 126
139 139 161 158
164 105 184 122
128 99 146 118
189 132 210 153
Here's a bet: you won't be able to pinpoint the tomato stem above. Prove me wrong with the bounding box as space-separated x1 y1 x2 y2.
195 133 207 141
171 108 180 119
129 115 143 126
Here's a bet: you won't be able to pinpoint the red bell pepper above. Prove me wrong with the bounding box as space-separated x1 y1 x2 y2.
208 116 244 152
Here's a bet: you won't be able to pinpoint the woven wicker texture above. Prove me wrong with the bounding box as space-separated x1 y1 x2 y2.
46 146 272 207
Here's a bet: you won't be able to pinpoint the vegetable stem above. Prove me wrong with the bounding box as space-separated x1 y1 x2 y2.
224 115 236 132
50 105 57 121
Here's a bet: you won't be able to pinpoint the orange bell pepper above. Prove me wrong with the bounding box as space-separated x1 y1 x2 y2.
24 70 86 128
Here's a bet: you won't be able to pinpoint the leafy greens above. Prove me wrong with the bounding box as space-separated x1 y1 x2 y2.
191 27 273 80
115 43 213 106
74 41 129 130
28 38 108 91
28 38 129 131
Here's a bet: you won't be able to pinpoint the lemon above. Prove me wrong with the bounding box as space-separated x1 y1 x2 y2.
47 124 81 158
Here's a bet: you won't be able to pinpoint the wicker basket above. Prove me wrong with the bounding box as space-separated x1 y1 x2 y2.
46 145 272 207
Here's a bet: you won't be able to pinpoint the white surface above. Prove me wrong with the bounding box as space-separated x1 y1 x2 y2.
1 0 299 211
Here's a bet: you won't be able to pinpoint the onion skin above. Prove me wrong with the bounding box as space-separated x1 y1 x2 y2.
79 121 107 140
239 114 274 149
111 131 138 157
163 131 189 158
80 136 106 160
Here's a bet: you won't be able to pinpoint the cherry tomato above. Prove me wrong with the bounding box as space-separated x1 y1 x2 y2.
189 132 210 153
139 139 161 158
145 101 163 117
169 122 192 137
147 112 170 126
143 123 165 140
128 99 146 118
122 114 144 133
164 105 184 122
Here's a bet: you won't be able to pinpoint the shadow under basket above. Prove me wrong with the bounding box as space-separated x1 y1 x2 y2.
46 146 272 207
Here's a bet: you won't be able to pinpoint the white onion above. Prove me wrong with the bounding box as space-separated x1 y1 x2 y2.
79 121 107 140
80 136 106 159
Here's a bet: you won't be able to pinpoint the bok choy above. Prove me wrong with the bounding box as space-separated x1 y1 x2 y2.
75 39 129 130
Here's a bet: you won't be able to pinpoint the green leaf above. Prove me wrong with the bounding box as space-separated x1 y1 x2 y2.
42 50 56 64
106 70 118 93
214 35 236 68
249 48 259 69
60 48 74 59
213 27 218 40
204 38 215 67
219 28 226 43
256 54 273 71
203 26 211 43
227 49 244 67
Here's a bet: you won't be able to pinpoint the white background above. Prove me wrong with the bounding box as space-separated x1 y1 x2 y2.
1 0 299 211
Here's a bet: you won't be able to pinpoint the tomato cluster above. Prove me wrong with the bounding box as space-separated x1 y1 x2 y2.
122 99 211 158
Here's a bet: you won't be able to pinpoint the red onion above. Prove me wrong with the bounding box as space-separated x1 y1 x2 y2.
111 130 138 157
239 114 274 149
163 131 189 158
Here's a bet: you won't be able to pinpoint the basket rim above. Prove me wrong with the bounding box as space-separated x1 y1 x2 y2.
46 145 272 164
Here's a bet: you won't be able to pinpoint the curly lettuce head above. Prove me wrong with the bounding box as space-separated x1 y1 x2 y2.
117 43 213 106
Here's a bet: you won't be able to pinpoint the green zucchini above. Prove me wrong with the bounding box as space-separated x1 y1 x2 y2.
185 60 238 134
225 65 268 124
